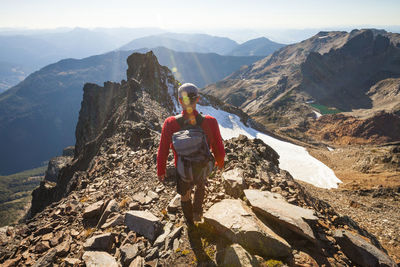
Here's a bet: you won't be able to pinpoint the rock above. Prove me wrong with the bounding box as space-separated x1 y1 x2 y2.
32 248 57 267
222 168 245 198
44 156 72 182
41 232 54 241
63 258 81 266
129 256 145 267
62 146 75 156
55 238 71 257
33 225 53 236
97 199 119 228
101 214 124 229
220 243 260 267
35 241 50 253
132 192 152 204
244 189 317 241
119 244 139 267
83 251 118 267
83 200 104 219
165 226 183 249
204 199 291 258
167 194 181 212
129 202 140 210
147 190 159 201
154 223 173 248
2 256 21 267
334 229 397 267
145 247 159 261
125 210 162 241
83 233 115 252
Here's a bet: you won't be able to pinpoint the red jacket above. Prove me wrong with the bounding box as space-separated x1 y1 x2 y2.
157 109 225 177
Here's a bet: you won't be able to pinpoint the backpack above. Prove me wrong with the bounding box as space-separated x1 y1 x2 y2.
172 113 215 184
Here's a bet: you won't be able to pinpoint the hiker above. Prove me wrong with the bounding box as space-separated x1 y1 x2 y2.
157 83 225 225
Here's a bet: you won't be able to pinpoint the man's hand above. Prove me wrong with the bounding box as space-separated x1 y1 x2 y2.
158 175 165 183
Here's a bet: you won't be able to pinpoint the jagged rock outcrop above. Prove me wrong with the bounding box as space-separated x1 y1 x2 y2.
44 155 73 182
0 51 396 266
30 51 178 217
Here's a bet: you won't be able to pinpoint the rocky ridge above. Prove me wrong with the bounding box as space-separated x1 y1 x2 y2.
0 51 397 266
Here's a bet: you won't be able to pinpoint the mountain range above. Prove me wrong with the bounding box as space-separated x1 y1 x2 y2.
0 48 263 175
0 29 284 91
120 32 284 56
202 29 400 136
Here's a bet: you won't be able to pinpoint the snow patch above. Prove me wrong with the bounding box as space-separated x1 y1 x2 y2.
327 147 334 151
313 110 322 118
195 104 342 189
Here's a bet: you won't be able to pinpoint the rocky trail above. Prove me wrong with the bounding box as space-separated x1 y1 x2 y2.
0 51 398 266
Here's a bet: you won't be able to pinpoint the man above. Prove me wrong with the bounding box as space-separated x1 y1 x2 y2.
157 83 225 225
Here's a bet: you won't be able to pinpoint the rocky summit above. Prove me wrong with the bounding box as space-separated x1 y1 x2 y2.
0 51 397 266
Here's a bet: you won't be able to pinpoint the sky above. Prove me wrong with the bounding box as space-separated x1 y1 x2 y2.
1 0 400 30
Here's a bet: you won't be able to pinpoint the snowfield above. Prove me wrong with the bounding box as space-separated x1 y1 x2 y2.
196 104 342 189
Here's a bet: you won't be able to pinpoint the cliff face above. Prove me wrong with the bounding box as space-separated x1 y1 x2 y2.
31 51 178 216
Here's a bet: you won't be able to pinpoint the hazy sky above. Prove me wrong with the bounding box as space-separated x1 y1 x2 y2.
1 0 399 30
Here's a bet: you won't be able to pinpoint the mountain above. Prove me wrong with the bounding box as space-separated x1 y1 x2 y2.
150 47 262 87
158 32 239 55
227 37 285 56
0 51 132 175
0 61 29 93
0 28 166 90
0 51 396 266
202 29 400 141
0 48 261 175
119 35 212 53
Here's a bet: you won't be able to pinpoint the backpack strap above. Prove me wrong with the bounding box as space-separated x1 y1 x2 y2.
175 112 205 129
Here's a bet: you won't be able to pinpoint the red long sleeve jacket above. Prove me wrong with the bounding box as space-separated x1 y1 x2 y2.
157 109 225 177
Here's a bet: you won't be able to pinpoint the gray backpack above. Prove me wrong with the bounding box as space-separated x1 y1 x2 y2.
172 113 215 183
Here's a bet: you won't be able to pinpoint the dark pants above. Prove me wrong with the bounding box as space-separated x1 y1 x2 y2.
177 175 205 214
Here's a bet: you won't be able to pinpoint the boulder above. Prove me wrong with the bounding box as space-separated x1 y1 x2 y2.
83 251 118 267
167 194 181 212
222 168 245 198
334 229 397 267
204 199 291 258
83 200 104 219
83 233 115 252
119 244 139 267
97 199 119 228
125 210 162 241
220 243 260 267
244 189 317 241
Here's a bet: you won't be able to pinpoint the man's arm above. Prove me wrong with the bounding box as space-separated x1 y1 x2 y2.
206 117 225 169
157 118 173 181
